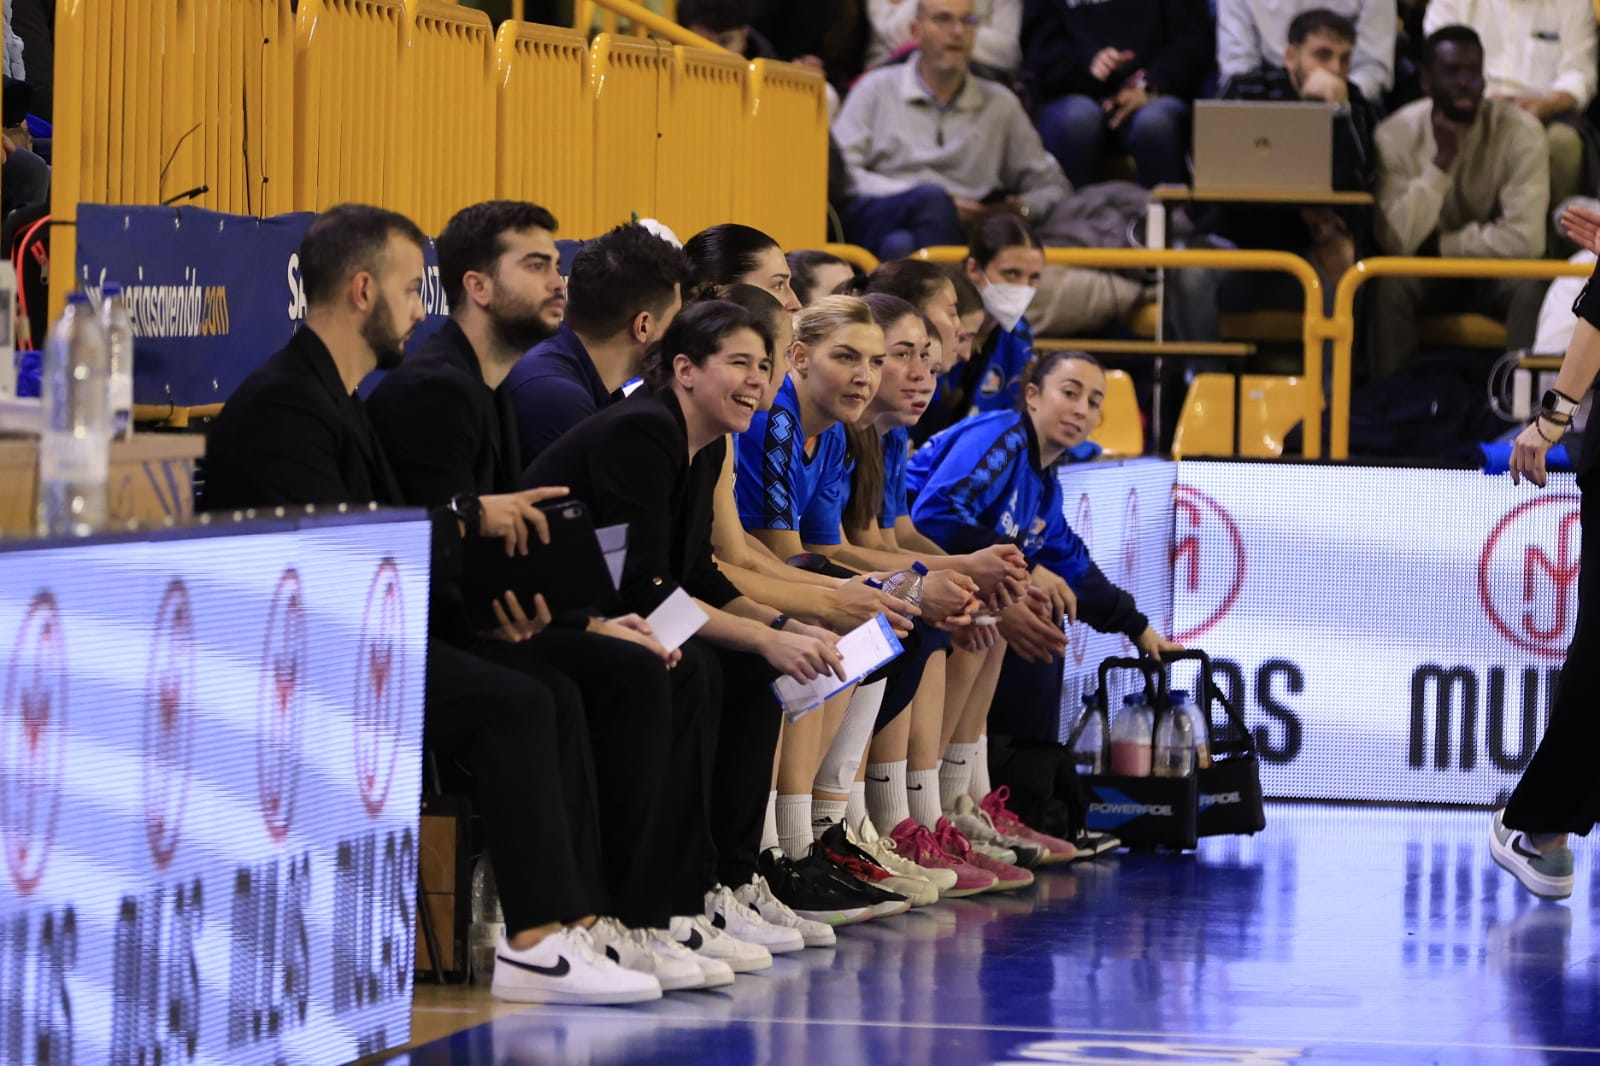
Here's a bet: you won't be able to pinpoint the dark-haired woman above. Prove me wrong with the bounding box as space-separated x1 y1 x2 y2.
908 350 1182 845
526 300 852 964
788 249 861 306
684 223 802 313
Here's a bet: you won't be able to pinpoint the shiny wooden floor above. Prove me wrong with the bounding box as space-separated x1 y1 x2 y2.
372 805 1600 1065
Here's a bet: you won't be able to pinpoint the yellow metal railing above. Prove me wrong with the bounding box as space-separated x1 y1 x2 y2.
575 0 700 45
407 1 496 235
496 22 594 237
1327 256 1596 459
659 45 750 239
821 243 881 273
589 33 671 230
739 59 830 252
915 246 1333 456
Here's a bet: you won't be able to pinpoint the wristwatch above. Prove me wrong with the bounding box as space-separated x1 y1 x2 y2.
1541 389 1581 420
448 492 482 537
769 614 791 631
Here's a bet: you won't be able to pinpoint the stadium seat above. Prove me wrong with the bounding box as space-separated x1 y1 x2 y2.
1089 369 1144 457
1237 374 1307 458
1171 373 1235 458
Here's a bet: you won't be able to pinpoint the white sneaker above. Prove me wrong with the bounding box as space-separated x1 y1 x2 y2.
669 913 773 973
588 917 705 992
491 927 662 1005
858 813 956 894
705 884 805 953
734 874 836 948
950 794 1040 866
647 927 734 988
843 821 939 907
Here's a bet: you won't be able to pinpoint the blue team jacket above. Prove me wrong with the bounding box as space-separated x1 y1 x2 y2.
907 410 1145 637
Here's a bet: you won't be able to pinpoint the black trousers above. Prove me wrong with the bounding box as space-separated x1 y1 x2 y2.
474 628 712 927
1504 483 1600 836
698 640 784 888
424 641 603 933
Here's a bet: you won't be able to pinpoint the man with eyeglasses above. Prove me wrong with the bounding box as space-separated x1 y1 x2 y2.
834 0 1071 239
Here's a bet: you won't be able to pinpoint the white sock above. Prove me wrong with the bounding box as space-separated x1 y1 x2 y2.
811 798 847 839
866 760 910 831
777 794 813 860
760 789 780 853
813 680 886 794
941 742 979 812
970 735 993 801
908 768 942 828
847 780 868 832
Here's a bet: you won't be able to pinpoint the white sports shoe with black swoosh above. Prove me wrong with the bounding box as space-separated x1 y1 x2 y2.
491 927 662 1005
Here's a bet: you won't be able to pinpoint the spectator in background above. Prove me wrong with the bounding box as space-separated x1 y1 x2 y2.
1366 25 1548 377
678 0 779 58
1218 0 1395 104
1423 0 1596 229
789 250 863 304
751 0 870 91
1172 7 1378 344
11 0 50 122
828 131 967 260
835 0 1071 236
864 0 1023 81
506 221 688 462
1020 0 1212 189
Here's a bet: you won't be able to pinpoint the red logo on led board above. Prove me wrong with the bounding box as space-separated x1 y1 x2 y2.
1 593 66 896
145 579 195 869
354 559 405 819
258 569 306 843
1480 495 1581 660
1071 492 1093 666
1172 486 1246 644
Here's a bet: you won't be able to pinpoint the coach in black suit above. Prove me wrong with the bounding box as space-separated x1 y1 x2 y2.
203 204 660 1005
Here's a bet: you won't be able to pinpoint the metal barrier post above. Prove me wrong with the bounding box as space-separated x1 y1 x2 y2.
1328 257 1594 460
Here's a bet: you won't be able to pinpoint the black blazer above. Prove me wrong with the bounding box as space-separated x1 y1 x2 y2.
367 320 523 504
523 387 741 617
204 326 405 510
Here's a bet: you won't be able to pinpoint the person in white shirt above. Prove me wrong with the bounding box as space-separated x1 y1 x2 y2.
865 0 1023 79
1217 0 1395 102
1423 0 1596 218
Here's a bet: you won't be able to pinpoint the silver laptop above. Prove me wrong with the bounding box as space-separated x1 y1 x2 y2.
1191 100 1336 195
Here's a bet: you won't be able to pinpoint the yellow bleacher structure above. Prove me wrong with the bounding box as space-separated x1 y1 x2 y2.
1087 370 1144 458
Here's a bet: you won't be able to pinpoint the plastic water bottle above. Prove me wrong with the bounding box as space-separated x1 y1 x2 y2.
1071 691 1107 775
1172 689 1212 769
1109 693 1153 777
881 560 929 606
99 283 135 440
1153 697 1196 778
37 293 110 537
467 855 504 984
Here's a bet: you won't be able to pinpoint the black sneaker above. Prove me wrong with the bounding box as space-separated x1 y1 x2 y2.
799 845 912 918
1073 830 1121 858
757 847 874 926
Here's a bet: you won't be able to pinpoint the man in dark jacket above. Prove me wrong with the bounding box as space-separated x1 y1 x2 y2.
1022 0 1213 188
203 203 665 1005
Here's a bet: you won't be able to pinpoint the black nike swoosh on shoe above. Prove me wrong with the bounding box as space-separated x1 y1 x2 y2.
711 913 726 929
605 946 621 962
497 954 571 978
1511 834 1551 863
678 928 704 951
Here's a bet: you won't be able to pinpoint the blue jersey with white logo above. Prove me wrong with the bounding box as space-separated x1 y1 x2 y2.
966 317 1034 416
880 426 911 529
734 376 851 545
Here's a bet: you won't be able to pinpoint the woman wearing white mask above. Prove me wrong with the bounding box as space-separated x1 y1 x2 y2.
959 214 1045 418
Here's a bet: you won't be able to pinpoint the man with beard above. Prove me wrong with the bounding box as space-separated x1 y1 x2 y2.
505 220 688 461
1365 25 1548 378
367 200 805 976
205 203 671 1005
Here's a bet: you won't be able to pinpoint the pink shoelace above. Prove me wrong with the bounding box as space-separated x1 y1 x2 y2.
897 822 947 865
935 820 977 863
980 786 1025 835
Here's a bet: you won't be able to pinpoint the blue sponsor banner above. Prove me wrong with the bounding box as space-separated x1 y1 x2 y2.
74 205 450 408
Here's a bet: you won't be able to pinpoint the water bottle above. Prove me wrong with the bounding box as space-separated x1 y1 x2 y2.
37 293 110 537
880 560 929 606
1153 697 1196 778
1172 689 1212 769
99 283 135 440
1071 691 1107 775
1109 693 1153 777
467 854 504 983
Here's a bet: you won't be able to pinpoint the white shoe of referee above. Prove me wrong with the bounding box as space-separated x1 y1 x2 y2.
704 884 805 953
587 917 709 992
669 913 773 973
733 873 837 948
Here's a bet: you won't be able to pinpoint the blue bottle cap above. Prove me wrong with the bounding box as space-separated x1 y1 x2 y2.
66 292 91 305
911 561 929 575
101 282 122 297
1171 689 1190 704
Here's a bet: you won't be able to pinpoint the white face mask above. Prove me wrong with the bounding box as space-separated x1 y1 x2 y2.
981 282 1036 333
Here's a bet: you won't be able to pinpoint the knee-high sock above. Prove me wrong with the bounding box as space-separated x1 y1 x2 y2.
813 680 887 794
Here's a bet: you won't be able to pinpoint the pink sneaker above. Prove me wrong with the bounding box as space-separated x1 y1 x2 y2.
935 816 1032 891
981 787 1078 865
889 818 996 898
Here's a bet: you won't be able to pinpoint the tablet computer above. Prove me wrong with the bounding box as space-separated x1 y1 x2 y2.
460 499 622 629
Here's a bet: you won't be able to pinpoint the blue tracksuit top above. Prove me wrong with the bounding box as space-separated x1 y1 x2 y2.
907 409 1146 637
733 376 851 545
966 317 1035 416
880 426 911 529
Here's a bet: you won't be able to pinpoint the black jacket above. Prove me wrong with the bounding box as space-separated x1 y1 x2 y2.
1021 0 1213 104
522 387 742 617
367 319 523 502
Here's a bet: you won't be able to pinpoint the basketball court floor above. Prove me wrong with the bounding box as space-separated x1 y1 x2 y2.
373 805 1600 1064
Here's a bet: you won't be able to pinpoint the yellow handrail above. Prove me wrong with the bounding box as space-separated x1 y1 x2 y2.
1327 257 1595 459
913 246 1332 457
820 243 880 273
573 0 724 51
